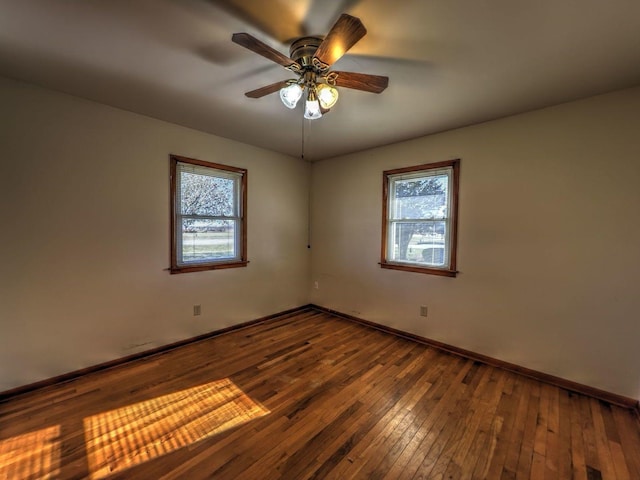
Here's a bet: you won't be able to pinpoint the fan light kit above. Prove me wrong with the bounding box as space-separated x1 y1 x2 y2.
232 14 389 120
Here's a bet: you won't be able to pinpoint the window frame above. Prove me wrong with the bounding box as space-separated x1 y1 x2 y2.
381 159 460 277
170 154 248 274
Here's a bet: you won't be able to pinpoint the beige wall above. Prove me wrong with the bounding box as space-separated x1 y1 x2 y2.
310 86 640 399
0 77 310 391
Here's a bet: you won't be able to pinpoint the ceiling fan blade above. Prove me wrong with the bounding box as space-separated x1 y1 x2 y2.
245 81 289 98
312 14 366 69
330 71 389 93
232 33 301 72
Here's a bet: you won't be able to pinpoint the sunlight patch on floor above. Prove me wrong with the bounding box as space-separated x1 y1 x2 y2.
83 378 269 479
0 425 61 479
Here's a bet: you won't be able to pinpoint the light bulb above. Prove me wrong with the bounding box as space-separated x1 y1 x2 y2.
317 84 339 109
304 89 322 120
279 83 303 109
304 99 322 119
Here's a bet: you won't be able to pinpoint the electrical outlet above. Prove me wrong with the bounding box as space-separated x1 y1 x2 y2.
420 305 428 317
314 281 319 289
193 305 201 316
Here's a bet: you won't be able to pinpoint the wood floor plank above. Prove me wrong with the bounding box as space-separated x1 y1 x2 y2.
569 392 589 480
469 372 509 479
556 390 573 480
515 381 540 479
1 309 639 480
612 407 640 478
590 398 619 480
530 382 551 479
485 374 526 479
544 384 560 479
458 369 507 479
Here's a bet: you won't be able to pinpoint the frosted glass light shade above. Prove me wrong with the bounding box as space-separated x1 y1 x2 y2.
279 84 303 109
304 99 322 119
317 84 339 109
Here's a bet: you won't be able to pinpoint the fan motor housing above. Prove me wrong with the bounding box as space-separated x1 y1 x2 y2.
289 36 323 68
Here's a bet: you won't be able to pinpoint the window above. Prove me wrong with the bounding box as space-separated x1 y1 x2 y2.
170 155 247 273
381 159 459 277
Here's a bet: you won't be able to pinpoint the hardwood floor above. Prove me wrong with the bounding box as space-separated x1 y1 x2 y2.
1 308 639 479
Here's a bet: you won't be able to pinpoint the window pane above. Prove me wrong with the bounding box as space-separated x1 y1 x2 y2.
180 172 235 217
391 174 448 220
181 219 236 263
390 221 447 266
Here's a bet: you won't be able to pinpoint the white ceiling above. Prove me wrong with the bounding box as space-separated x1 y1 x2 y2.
1 0 639 161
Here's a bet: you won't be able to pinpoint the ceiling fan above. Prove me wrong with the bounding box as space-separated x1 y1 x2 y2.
231 14 389 119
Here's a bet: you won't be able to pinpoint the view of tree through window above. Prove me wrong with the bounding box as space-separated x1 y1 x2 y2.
170 155 247 273
180 171 235 262
382 160 459 276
